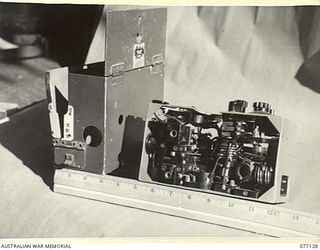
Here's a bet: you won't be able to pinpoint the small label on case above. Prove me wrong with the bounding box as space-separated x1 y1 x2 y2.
133 42 145 68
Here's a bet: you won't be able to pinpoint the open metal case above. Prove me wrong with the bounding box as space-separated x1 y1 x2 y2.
139 101 291 204
46 7 290 204
43 7 320 237
46 8 167 178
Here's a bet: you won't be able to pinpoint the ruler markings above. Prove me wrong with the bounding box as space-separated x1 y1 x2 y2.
55 169 320 237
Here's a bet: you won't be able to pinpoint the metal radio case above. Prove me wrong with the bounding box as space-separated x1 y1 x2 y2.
139 102 292 204
46 8 167 176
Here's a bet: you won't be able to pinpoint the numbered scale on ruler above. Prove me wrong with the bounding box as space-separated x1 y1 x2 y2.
55 169 320 237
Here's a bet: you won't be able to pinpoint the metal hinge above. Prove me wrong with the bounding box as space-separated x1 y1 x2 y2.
151 54 163 74
111 63 125 76
52 138 86 151
111 63 125 86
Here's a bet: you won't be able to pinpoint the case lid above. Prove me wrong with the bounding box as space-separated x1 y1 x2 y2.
104 8 167 76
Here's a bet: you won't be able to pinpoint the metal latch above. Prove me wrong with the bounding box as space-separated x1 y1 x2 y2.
280 175 288 196
63 153 75 166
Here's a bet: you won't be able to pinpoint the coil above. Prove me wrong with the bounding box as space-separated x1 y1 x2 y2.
253 165 272 185
217 141 240 158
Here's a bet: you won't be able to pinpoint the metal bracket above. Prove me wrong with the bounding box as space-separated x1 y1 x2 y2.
48 102 61 138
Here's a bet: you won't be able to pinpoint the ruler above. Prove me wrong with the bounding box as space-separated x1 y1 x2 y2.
54 168 320 237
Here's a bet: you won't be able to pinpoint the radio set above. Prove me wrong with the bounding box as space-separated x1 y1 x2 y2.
46 7 290 205
139 100 290 204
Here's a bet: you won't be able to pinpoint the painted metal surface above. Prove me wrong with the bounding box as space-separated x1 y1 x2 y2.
105 8 167 75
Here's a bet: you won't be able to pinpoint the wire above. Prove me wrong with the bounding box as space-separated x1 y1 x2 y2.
166 114 186 125
209 156 222 179
232 132 252 143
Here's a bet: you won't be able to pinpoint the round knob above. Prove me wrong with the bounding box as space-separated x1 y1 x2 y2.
228 100 248 113
253 102 271 114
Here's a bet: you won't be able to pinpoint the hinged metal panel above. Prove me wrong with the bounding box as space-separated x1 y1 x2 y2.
66 73 105 174
104 66 164 175
105 8 167 76
47 7 167 177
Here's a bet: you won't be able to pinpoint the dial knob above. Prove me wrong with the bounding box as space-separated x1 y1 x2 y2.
228 100 248 113
253 102 271 114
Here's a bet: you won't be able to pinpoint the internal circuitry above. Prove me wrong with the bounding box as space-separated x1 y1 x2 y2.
144 100 280 199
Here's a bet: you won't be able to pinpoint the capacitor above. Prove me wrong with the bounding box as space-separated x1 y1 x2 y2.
170 151 176 156
253 142 269 155
185 175 191 182
230 180 236 186
253 126 260 138
177 173 183 179
194 114 204 124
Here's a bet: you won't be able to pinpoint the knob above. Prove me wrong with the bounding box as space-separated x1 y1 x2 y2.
228 100 248 113
253 102 271 114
